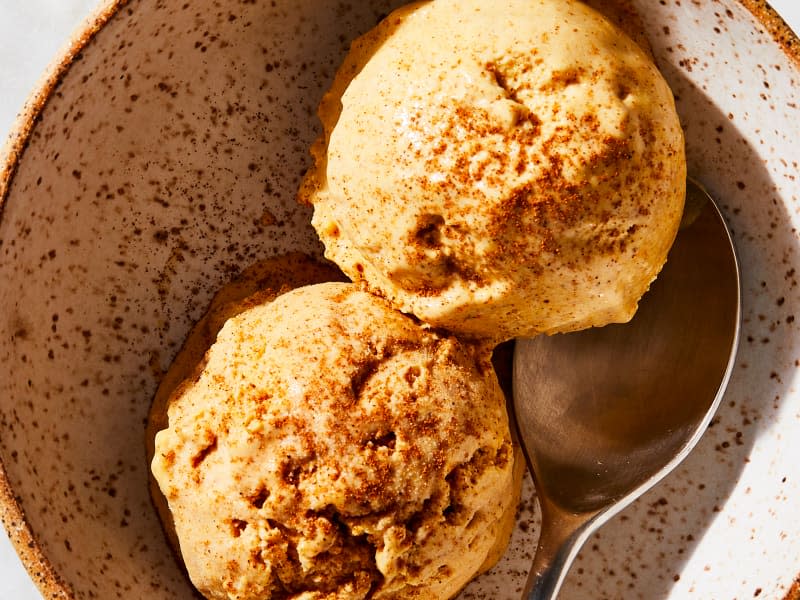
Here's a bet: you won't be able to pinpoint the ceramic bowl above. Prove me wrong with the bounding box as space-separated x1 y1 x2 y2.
1 1 799 598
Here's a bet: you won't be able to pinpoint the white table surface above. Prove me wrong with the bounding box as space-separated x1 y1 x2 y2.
1 1 799 598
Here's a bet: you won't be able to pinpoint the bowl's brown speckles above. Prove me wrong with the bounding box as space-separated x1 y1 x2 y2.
0 0 799 599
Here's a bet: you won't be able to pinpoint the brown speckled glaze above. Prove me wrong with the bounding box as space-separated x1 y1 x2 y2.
0 1 798 599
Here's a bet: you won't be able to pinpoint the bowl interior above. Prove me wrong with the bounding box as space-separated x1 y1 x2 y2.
1 1 800 599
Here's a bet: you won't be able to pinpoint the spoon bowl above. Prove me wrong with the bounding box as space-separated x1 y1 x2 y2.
512 180 741 599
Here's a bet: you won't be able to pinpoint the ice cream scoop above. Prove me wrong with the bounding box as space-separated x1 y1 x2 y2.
299 0 686 341
151 281 522 600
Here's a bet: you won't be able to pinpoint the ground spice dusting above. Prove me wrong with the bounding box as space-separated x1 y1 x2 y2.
151 278 519 599
302 0 684 337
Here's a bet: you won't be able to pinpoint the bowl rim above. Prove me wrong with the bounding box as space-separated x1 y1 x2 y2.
0 1 798 598
0 3 126 595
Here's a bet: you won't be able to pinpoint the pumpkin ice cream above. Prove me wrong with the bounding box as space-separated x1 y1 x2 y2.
299 0 686 341
151 282 521 600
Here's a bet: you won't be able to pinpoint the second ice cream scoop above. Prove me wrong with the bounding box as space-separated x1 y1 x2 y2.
151 282 521 600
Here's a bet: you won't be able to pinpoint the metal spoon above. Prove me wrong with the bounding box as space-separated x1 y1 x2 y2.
512 180 741 599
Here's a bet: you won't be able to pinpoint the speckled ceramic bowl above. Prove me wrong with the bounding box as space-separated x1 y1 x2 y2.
1 1 799 598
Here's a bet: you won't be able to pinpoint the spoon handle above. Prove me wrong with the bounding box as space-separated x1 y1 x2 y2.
523 501 598 600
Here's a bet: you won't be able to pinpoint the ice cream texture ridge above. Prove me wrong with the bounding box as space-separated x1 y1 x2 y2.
299 0 686 341
151 283 521 599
